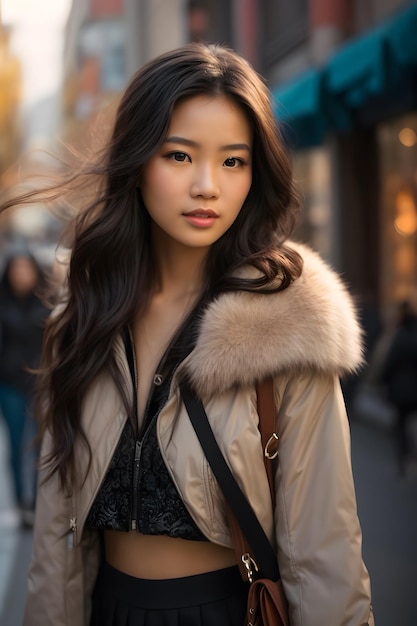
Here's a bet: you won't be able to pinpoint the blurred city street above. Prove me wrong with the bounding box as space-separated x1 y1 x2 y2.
0 390 416 626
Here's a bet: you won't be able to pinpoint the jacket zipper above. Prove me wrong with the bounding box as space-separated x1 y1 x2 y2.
128 328 163 531
130 409 162 530
68 516 77 550
131 441 142 530
127 328 179 531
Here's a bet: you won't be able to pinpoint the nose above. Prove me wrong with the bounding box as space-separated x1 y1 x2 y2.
190 163 220 199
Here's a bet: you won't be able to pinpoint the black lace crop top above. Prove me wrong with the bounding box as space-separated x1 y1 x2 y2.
85 309 208 541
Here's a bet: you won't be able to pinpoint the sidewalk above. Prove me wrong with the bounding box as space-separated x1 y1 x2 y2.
0 419 32 625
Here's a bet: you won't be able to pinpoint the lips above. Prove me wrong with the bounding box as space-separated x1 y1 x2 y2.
182 209 218 218
182 209 219 228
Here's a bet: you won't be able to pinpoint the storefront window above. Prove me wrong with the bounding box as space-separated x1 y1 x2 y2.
378 114 417 309
293 147 332 259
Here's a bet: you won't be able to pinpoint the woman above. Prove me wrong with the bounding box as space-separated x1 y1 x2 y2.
381 300 417 474
0 251 48 522
16 43 373 625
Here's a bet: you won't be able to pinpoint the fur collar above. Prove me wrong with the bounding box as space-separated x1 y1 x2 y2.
185 242 363 399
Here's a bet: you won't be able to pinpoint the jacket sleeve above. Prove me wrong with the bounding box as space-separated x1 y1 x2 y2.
23 430 94 626
274 370 374 626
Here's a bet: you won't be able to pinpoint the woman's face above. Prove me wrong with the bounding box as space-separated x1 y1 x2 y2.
7 256 39 297
140 94 252 254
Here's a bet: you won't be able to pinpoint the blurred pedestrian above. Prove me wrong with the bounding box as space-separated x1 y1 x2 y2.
342 291 382 416
3 43 373 626
0 250 48 524
381 299 417 475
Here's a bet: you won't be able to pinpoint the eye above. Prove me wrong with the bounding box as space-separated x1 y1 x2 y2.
167 151 190 162
224 157 244 168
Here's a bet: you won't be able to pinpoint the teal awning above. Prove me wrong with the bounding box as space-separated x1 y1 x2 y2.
325 22 390 108
386 4 417 69
273 69 322 120
272 4 417 147
324 4 417 128
272 69 327 148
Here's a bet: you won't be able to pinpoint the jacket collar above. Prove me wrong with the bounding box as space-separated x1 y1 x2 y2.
184 242 363 399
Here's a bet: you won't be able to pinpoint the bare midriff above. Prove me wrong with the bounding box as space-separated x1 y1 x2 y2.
104 530 237 579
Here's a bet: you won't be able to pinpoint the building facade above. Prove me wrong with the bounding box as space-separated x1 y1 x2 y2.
267 0 417 318
62 0 187 148
0 15 22 240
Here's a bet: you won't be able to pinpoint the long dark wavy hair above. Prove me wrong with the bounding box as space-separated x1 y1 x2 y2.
2 43 303 491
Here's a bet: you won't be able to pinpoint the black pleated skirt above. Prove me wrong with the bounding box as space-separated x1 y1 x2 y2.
90 562 249 626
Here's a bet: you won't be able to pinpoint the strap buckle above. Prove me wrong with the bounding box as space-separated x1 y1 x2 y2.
264 433 279 459
241 552 259 583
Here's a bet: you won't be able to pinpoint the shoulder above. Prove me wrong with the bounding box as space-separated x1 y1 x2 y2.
185 241 363 398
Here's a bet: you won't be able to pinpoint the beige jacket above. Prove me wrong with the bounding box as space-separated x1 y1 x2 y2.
24 243 374 626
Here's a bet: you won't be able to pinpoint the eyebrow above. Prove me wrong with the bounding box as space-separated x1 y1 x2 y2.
164 136 251 152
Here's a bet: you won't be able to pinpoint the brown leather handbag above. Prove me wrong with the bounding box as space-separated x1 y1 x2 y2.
181 380 290 626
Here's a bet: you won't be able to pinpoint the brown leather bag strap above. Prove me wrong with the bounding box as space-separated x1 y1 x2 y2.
256 377 278 511
226 377 279 581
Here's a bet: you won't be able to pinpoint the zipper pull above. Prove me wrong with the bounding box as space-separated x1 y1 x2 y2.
68 516 77 550
134 440 142 469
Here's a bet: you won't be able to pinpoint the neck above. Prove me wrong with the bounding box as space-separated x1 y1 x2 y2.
151 241 208 302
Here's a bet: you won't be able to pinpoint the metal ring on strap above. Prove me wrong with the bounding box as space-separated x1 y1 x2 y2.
264 433 279 459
